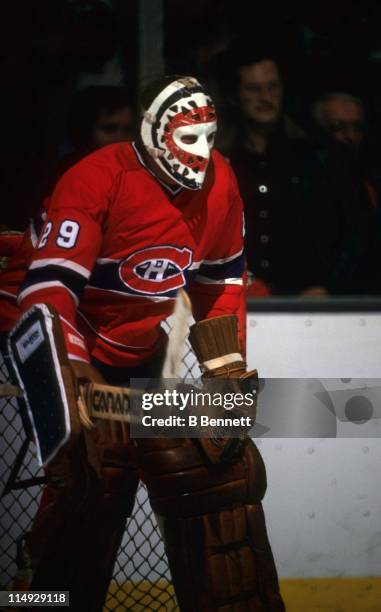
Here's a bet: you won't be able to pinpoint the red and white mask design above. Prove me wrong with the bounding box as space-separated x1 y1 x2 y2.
141 77 217 190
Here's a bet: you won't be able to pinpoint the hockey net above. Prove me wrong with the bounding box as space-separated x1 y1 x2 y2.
0 318 200 611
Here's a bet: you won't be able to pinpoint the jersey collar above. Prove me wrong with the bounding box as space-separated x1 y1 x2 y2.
131 142 183 197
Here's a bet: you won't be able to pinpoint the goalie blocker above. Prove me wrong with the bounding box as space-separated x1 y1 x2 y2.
7 303 85 466
7 303 109 483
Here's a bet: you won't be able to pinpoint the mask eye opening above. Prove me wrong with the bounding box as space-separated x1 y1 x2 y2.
180 134 198 145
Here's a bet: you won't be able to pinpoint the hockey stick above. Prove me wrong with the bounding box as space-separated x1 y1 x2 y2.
0 383 21 397
0 380 144 426
161 288 192 378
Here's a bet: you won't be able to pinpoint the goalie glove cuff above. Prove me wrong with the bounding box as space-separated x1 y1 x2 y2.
189 315 246 377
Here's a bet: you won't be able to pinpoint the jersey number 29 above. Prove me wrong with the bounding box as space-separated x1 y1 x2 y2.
38 220 80 249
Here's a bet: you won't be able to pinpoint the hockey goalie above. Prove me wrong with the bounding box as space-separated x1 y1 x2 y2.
3 75 285 611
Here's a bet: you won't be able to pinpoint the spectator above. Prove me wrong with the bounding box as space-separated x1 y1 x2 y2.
313 92 378 208
313 92 365 151
38 85 137 204
222 47 326 296
312 92 381 294
66 85 136 153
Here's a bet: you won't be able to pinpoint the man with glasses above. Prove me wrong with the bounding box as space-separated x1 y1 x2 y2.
312 91 380 294
313 92 365 153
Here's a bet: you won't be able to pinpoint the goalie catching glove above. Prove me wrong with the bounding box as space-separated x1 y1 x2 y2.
188 314 258 464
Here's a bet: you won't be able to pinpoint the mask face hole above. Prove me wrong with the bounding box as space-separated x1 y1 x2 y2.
180 134 198 145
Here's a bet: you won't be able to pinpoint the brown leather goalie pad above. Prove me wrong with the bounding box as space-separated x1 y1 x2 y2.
138 437 285 611
27 419 139 612
29 437 139 612
23 358 139 611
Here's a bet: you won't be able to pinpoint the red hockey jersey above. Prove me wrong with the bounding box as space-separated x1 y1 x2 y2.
0 214 47 332
17 143 245 366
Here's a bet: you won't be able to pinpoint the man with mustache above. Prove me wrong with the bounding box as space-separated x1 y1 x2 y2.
225 49 326 296
236 56 284 153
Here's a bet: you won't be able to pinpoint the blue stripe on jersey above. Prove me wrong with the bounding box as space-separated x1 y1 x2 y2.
197 252 244 281
20 265 86 301
88 255 243 297
88 261 198 298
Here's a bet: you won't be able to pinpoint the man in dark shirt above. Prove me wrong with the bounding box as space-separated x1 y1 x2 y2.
312 92 381 294
225 50 325 295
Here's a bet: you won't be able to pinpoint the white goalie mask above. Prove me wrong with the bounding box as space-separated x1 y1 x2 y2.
141 77 217 190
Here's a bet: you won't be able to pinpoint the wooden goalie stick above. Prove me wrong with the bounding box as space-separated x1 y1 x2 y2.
0 383 21 397
161 288 192 378
0 379 143 427
156 288 192 539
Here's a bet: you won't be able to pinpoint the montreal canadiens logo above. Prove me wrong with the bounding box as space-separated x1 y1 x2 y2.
119 246 193 295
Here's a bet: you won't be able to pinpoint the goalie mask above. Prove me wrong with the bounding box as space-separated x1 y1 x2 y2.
141 76 217 190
